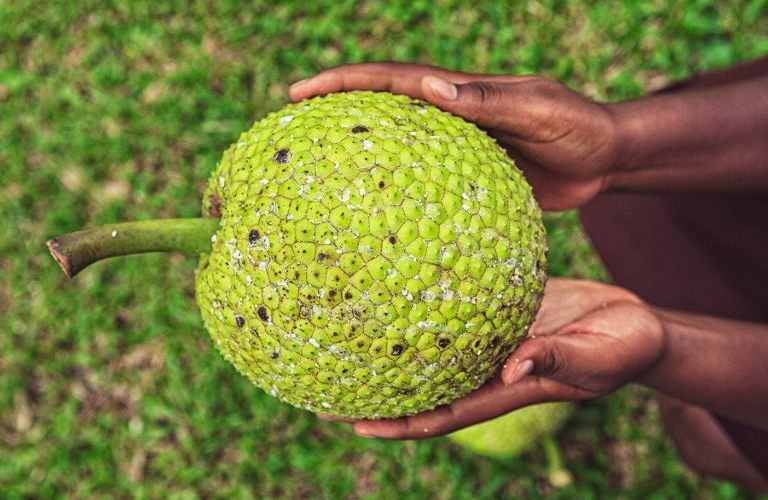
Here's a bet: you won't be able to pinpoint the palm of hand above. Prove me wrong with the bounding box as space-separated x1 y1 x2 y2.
340 279 665 439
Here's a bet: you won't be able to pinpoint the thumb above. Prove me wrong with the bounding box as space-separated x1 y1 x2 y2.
501 334 585 386
421 75 509 129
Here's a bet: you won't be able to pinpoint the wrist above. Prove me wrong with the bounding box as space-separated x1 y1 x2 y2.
603 99 658 174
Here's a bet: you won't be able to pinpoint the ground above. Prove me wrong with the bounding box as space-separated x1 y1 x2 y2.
1 1 767 498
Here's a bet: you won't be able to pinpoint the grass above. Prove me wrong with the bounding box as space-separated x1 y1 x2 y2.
1 0 767 498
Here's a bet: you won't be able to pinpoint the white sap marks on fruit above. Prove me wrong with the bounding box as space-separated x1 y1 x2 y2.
245 275 253 286
362 139 373 151
279 115 294 126
402 289 414 301
111 230 118 238
219 175 225 187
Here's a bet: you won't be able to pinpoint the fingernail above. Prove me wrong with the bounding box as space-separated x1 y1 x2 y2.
423 76 457 100
289 78 309 91
503 359 533 385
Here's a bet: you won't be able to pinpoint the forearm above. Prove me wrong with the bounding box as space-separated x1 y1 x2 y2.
640 308 768 430
605 76 768 192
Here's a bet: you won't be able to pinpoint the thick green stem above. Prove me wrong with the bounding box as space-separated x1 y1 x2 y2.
46 218 219 278
543 436 573 487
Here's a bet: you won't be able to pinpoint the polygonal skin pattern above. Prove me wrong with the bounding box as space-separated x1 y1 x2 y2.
195 91 547 418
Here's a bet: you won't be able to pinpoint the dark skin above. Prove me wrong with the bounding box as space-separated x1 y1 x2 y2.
288 59 768 487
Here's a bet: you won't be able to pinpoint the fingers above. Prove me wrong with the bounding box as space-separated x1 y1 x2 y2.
288 62 537 102
289 62 461 101
351 377 570 439
421 77 510 130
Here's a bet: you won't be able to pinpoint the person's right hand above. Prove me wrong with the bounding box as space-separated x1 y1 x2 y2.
290 63 619 211
319 278 666 439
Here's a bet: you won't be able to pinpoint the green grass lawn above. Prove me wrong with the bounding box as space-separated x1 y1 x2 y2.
1 1 766 498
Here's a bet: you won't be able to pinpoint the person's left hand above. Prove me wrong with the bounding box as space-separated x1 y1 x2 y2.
321 278 665 439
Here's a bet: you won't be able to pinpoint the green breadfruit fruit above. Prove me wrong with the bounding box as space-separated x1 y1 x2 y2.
47 91 548 419
448 402 573 459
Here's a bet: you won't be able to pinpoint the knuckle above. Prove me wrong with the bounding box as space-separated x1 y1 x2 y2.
543 340 568 376
471 81 505 105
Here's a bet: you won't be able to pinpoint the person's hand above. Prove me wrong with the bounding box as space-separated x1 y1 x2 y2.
289 63 618 210
321 278 665 439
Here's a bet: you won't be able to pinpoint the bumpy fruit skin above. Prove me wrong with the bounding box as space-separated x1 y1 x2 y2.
195 91 547 418
448 403 573 459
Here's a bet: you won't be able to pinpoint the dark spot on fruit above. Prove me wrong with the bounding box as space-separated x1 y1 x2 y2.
248 229 260 245
388 236 396 244
469 182 477 191
273 149 290 163
208 194 222 218
341 368 348 373
257 306 269 322
351 125 369 133
378 180 385 188
329 290 337 298
391 344 404 356
270 351 279 359
412 101 426 108
344 291 353 300
351 325 357 332
294 272 300 278
473 339 482 348
317 253 327 261
490 335 500 348
438 338 450 348
373 345 382 353
235 316 245 328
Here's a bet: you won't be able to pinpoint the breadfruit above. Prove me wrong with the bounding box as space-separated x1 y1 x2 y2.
47 91 548 418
